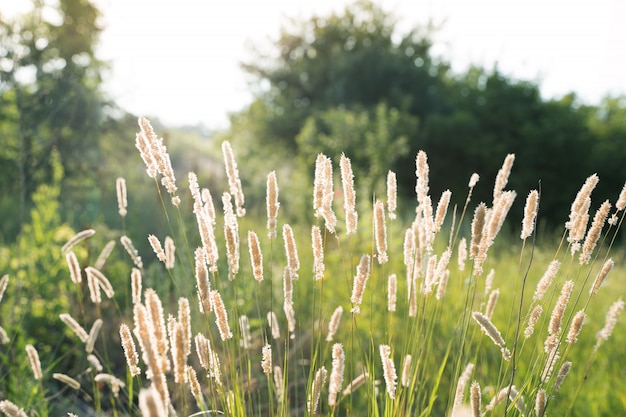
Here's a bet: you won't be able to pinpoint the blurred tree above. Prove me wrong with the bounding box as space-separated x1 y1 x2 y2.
0 0 106 239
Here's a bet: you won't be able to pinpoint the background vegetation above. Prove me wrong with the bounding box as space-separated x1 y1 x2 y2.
0 1 625 416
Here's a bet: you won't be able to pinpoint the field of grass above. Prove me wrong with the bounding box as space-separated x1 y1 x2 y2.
1 117 625 417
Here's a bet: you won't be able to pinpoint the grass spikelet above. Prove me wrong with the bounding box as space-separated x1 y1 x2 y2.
340 153 358 234
524 305 543 339
0 274 8 303
0 327 9 345
533 260 561 301
120 235 143 269
266 171 280 238
211 290 233 340
374 200 388 264
52 373 81 390
379 344 397 399
566 310 586 344
25 344 42 380
65 251 82 284
86 319 103 353
116 177 127 217
590 258 614 296
85 266 115 299
485 289 499 320
94 373 125 397
434 189 452 232
595 298 624 349
342 371 368 396
164 236 175 269
471 312 508 357
535 389 546 417
239 315 252 350
222 141 246 217
267 311 281 340
312 225 325 280
457 237 467 271
327 306 343 342
387 170 397 219
552 361 571 391
95 239 116 270
261 344 272 375
401 354 412 387
138 385 167 417
131 267 142 305
0 400 28 417
548 280 574 336
248 230 264 282
388 274 397 312
309 367 328 413
350 254 371 313
493 153 515 203
178 297 192 356
61 228 95 254
328 343 345 406
521 189 539 240
87 353 103 371
470 203 486 261
194 248 211 313
282 224 300 278
452 363 474 414
470 381 481 417
120 323 141 376
60 313 89 343
579 200 611 264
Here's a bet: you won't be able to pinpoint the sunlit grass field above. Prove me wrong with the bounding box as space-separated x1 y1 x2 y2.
1 117 625 417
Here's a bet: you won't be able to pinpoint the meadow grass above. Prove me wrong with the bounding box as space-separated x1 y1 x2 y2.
1 117 625 417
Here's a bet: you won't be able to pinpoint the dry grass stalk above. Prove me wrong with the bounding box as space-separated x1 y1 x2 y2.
25 344 42 380
387 170 397 219
248 230 263 283
0 400 28 417
579 200 611 264
615 182 626 211
116 177 127 217
340 153 358 234
221 141 246 217
350 254 371 313
312 225 325 281
533 260 561 301
61 229 96 254
266 171 280 238
86 271 101 304
567 174 599 248
59 313 89 343
65 251 82 284
313 154 337 233
475 191 516 276
374 200 388 264
328 343 345 406
379 344 397 399
120 323 141 376
52 373 80 390
590 258 614 295
284 300 296 336
521 189 539 240
308 366 327 413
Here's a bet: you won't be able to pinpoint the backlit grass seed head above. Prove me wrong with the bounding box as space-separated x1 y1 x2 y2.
194 248 211 313
120 323 141 376
211 290 233 340
567 174 599 246
313 154 327 216
239 315 252 350
131 268 142 305
0 274 8 303
423 254 438 294
340 153 358 234
457 237 467 271
401 354 412 387
327 306 343 342
470 381 481 417
177 298 191 356
549 280 574 336
267 311 281 340
116 177 127 217
0 327 9 345
86 271 101 304
261 344 272 374
25 344 42 380
145 289 169 370
521 189 539 239
553 361 571 391
484 269 495 297
138 385 167 417
94 373 125 398
266 171 279 238
485 289 499 320
387 170 397 219
53 373 81 390
469 173 480 188
470 203 486 260
120 235 143 269
222 141 246 217
615 182 626 211
85 267 115 299
65 251 81 284
0 400 28 417
328 343 345 406
308 366 327 414
435 190 452 232
566 310 586 344
164 236 175 269
595 298 624 348
535 389 547 417
350 254 371 313
533 260 561 301
283 267 293 306
282 224 300 277
274 366 284 402
168 319 186 384
493 153 515 203
590 258 614 295
248 230 263 282
524 305 543 339
86 319 103 353
472 312 507 353
415 150 430 199
60 313 89 343
62 228 96 254
452 363 474 413
187 366 203 408
312 225 325 280
374 200 388 264
147 234 165 263
95 239 116 270
579 200 611 264
379 344 397 399
201 188 216 224
436 270 450 300
388 274 397 312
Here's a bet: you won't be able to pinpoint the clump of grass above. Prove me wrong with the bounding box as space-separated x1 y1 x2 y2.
1 117 625 417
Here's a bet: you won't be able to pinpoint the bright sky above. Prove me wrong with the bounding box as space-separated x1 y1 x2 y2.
4 0 626 128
